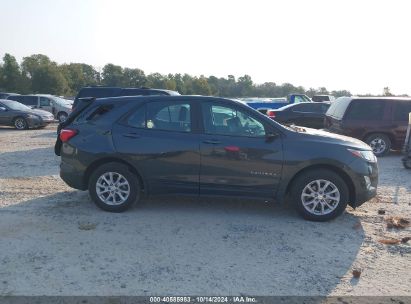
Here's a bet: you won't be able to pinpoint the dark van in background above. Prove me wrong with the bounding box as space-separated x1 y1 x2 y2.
324 97 411 156
72 87 180 110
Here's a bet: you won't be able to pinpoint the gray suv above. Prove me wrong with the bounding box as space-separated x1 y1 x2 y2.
6 94 72 122
58 95 378 221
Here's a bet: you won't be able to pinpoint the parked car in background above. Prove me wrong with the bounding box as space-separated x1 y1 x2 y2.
0 92 20 99
6 94 72 122
266 102 330 129
324 97 411 156
240 94 312 114
312 95 336 102
0 99 54 129
57 95 378 221
71 86 180 110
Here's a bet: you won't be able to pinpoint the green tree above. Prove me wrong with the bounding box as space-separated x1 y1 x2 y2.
0 54 23 92
383 87 393 96
191 76 211 95
237 74 254 96
21 54 68 94
146 73 167 89
123 68 146 87
101 64 123 86
331 90 351 98
60 63 100 94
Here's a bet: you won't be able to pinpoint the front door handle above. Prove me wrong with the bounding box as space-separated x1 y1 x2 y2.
123 133 140 139
203 139 221 144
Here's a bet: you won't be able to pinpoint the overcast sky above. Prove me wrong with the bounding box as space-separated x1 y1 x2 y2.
1 0 410 95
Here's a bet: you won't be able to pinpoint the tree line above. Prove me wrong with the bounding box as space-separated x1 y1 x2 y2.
0 52 391 98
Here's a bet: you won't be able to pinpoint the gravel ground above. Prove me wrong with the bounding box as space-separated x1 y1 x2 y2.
0 125 410 296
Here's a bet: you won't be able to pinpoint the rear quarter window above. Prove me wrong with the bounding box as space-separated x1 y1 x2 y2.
326 98 352 119
393 101 411 121
74 104 115 123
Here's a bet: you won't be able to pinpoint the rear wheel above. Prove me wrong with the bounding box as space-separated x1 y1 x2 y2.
365 133 391 157
14 117 28 130
57 112 68 123
290 169 349 221
88 162 141 212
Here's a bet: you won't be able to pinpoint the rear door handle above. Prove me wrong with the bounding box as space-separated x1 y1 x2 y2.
203 139 221 144
122 133 140 139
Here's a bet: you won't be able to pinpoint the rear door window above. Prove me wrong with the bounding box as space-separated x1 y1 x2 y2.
147 102 191 132
393 101 411 121
125 101 191 132
21 96 38 106
345 100 385 120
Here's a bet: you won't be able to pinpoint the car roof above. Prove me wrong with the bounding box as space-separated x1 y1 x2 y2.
78 86 179 94
348 96 411 101
93 95 247 107
277 101 330 110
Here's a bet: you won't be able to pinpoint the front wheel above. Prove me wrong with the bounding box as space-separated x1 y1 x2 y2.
290 169 349 221
88 162 141 212
365 133 391 157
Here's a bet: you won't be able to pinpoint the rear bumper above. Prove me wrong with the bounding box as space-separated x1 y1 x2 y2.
60 160 87 190
348 159 378 208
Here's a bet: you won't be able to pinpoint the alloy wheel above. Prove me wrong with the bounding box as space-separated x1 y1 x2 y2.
59 113 68 123
14 118 26 130
369 138 387 155
301 179 340 215
96 172 130 206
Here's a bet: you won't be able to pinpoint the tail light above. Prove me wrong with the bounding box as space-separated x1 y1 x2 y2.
267 110 276 118
60 129 78 142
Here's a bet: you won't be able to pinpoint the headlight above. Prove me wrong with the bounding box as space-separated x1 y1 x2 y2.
27 114 40 119
348 149 377 162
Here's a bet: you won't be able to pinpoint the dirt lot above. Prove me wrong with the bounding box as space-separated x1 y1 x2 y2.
0 124 410 296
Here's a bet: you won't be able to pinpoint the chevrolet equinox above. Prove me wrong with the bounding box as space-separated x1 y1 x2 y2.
57 96 378 221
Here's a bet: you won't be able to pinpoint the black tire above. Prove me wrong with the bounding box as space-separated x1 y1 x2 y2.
13 117 28 130
290 169 349 221
88 162 141 212
57 112 68 123
403 158 411 169
365 133 391 157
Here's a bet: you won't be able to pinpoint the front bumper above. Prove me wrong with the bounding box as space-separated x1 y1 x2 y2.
347 158 378 208
27 116 55 128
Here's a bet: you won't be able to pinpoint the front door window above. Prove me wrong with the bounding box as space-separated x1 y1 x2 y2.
202 103 266 137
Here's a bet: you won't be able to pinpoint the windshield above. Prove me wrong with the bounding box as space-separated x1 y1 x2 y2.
2 100 31 111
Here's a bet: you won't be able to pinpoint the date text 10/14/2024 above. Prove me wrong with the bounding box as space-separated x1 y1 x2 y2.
149 296 257 303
